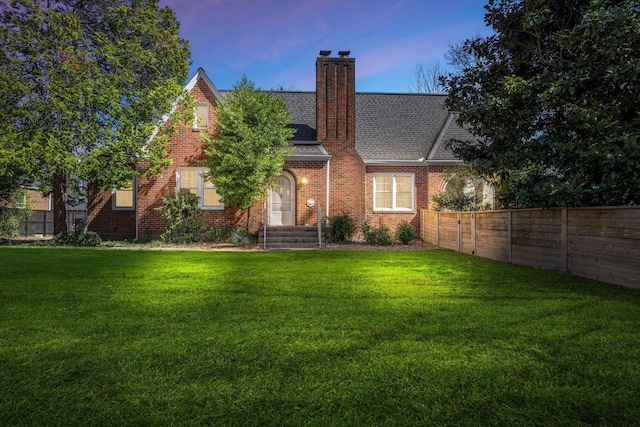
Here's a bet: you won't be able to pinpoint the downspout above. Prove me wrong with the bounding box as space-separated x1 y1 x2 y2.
134 167 139 242
326 158 330 219
134 201 139 242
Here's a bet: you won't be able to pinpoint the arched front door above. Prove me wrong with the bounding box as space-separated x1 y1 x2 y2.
269 172 295 226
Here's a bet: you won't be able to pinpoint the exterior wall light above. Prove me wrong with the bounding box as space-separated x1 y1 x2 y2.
300 177 309 186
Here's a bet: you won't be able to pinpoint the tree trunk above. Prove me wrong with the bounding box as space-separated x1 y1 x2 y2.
53 170 68 236
245 206 251 232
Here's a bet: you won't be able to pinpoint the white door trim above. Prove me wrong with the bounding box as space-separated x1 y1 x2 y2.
269 172 295 226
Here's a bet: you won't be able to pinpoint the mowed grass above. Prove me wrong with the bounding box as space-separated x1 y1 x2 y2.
1 247 640 426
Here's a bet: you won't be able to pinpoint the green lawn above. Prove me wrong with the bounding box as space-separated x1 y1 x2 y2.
1 247 640 426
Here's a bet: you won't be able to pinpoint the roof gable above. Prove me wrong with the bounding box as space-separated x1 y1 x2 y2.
427 112 477 163
185 68 224 101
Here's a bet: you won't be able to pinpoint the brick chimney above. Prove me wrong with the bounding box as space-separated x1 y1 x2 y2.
315 50 365 223
316 50 355 144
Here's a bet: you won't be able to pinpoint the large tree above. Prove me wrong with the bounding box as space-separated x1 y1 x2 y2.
408 59 446 94
202 76 294 229
442 0 640 208
0 0 191 234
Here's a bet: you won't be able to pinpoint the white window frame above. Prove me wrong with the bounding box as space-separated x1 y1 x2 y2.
373 173 415 212
112 177 136 211
15 192 27 209
194 101 209 130
176 167 223 210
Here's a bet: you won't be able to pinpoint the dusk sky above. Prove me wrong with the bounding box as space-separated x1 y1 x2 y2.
158 0 492 93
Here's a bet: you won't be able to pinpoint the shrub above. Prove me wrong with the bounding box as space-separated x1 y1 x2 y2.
395 221 417 244
0 189 31 237
361 221 393 246
328 211 356 243
52 231 102 247
431 167 479 212
432 190 476 212
203 224 232 243
0 208 21 237
157 190 205 243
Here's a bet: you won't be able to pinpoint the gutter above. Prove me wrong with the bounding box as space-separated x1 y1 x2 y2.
362 159 425 166
424 159 463 165
285 155 332 161
134 168 139 242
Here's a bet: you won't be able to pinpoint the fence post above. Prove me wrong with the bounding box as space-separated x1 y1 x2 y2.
561 208 568 272
457 213 462 252
470 213 476 256
507 210 512 263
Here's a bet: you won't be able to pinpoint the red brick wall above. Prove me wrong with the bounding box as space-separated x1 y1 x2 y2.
89 78 224 241
426 164 447 210
26 189 51 211
88 76 332 240
87 184 136 240
284 161 328 226
363 165 424 234
137 78 230 240
359 164 450 236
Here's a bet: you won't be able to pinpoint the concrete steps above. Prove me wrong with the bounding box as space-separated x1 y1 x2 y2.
258 226 323 249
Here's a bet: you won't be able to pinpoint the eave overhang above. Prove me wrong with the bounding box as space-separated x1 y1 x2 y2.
285 154 332 162
424 159 464 165
362 158 425 166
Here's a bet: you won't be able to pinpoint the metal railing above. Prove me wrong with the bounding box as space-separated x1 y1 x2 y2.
263 199 268 250
317 200 322 247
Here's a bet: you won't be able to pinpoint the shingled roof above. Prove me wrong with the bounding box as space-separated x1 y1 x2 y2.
276 91 472 164
191 68 473 164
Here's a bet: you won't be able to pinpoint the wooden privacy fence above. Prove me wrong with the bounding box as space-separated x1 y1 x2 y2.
420 207 639 289
18 210 87 236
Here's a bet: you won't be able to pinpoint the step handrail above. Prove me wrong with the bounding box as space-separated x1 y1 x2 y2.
317 200 322 247
263 198 268 250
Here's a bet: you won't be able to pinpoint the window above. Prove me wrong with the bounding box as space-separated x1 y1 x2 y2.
203 177 222 207
176 167 222 210
15 192 27 209
194 101 209 130
113 178 135 210
373 173 414 211
14 189 51 210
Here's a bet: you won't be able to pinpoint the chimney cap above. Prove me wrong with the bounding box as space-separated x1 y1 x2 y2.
338 50 350 58
319 50 331 57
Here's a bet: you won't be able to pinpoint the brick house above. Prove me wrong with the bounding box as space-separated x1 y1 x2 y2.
87 50 472 241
